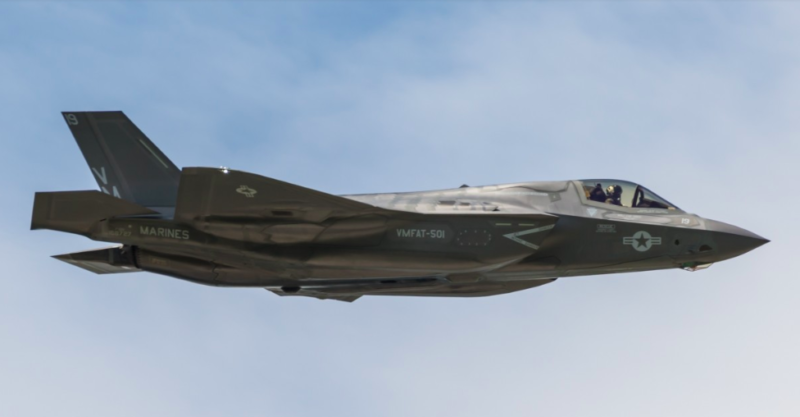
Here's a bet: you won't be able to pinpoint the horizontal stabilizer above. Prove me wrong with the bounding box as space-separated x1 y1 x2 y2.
175 167 384 223
32 191 158 236
53 246 140 274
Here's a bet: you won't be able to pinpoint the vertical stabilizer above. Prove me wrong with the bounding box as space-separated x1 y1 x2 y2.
61 111 181 209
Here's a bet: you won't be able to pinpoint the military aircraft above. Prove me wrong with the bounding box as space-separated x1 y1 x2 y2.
31 112 768 302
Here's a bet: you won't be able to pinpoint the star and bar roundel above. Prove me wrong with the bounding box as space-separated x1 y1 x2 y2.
623 231 662 252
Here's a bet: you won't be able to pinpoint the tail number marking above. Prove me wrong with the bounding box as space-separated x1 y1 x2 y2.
64 113 79 125
92 166 121 198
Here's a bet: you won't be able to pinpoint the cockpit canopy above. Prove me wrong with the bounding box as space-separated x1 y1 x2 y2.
580 179 680 211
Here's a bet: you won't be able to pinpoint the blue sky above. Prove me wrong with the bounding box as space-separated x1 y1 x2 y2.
1 2 797 416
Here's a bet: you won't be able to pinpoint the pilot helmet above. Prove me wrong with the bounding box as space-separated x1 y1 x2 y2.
606 185 616 195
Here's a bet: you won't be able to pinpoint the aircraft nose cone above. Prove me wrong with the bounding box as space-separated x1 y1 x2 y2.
703 219 769 260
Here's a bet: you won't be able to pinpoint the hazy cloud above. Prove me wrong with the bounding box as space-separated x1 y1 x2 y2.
1 2 797 416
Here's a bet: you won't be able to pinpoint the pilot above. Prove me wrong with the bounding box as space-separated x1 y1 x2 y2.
589 183 606 202
605 185 623 206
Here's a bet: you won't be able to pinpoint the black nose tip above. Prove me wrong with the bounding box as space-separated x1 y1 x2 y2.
704 219 769 260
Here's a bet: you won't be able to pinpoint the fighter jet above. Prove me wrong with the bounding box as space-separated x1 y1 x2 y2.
31 111 769 302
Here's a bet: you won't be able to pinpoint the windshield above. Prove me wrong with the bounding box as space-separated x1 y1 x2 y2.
580 179 680 210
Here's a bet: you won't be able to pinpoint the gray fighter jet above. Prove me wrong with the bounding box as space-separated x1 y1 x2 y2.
31 112 769 302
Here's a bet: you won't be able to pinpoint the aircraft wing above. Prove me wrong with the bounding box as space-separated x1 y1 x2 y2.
174 167 556 224
174 167 387 223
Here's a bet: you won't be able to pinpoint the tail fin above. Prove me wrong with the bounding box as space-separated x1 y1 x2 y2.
61 111 180 210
